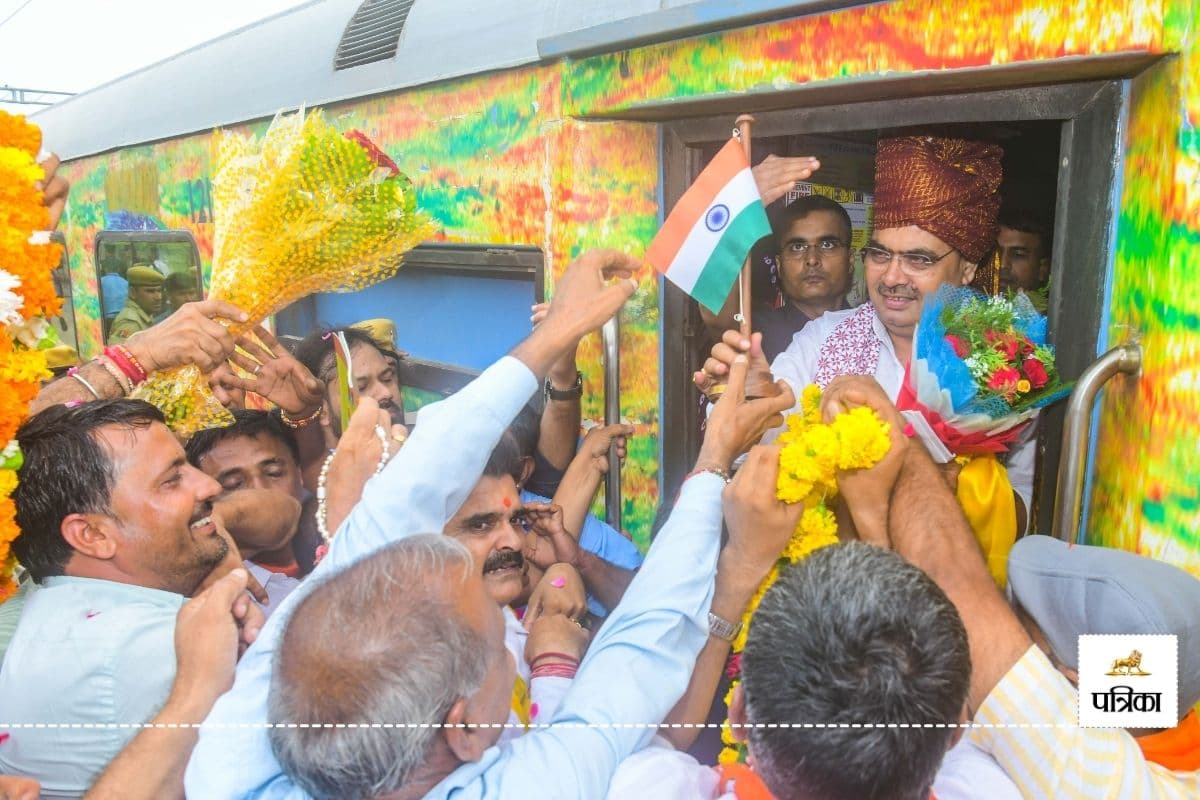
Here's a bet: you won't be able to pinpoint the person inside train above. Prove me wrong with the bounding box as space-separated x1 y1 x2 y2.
996 207 1052 311
107 264 164 342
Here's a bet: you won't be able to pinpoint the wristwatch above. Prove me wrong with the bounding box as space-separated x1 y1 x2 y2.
545 370 583 401
708 611 743 643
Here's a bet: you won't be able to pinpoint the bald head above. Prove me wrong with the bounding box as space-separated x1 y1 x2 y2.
268 535 489 799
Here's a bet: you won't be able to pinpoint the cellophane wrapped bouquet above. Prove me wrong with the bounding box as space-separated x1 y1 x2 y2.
896 285 1070 460
132 110 436 435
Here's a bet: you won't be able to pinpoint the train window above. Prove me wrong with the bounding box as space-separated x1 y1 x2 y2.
47 232 80 354
274 242 544 412
93 230 204 344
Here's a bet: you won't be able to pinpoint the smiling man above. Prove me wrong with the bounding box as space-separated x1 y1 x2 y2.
700 135 1036 533
0 400 262 795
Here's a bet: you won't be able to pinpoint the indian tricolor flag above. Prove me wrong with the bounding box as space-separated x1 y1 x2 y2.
647 138 771 313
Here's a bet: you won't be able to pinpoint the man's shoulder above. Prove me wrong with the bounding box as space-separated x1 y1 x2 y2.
15 577 182 640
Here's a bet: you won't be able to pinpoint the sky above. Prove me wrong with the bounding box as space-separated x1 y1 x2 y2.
0 0 311 115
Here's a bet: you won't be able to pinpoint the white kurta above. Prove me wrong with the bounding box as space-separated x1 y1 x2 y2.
769 307 1037 527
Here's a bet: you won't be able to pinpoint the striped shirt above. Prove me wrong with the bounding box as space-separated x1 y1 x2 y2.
971 645 1199 798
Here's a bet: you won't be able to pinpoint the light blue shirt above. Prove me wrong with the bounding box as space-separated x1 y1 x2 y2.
0 576 184 798
184 355 724 799
519 488 642 616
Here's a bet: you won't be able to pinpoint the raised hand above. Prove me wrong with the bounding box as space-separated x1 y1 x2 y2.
522 563 587 629
820 375 907 547
524 613 589 667
124 299 250 374
322 397 407 535
515 250 641 379
522 501 580 569
37 153 70 230
217 325 325 417
697 355 796 473
576 423 634 474
752 154 821 205
173 569 256 708
695 330 779 401
721 445 805 584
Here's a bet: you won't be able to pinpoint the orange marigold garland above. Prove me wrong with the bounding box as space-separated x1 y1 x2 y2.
719 385 892 765
0 110 61 601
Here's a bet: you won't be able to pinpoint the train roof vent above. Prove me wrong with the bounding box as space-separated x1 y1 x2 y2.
334 0 415 70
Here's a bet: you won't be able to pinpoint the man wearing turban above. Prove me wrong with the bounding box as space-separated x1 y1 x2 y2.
699 135 1035 535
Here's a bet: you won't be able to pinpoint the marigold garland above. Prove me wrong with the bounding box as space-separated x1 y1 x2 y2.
720 384 891 764
0 111 60 602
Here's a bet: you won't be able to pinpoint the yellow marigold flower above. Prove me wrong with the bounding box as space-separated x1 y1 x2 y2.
801 384 822 425
717 746 741 765
800 424 840 485
0 147 42 185
831 407 891 470
720 721 737 746
1017 379 1031 393
776 412 806 446
782 506 839 561
0 469 16 499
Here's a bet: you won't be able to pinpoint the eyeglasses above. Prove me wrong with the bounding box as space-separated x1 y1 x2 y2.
781 238 848 260
860 245 956 275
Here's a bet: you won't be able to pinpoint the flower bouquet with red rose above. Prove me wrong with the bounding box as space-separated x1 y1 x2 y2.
896 285 1070 461
897 286 1071 586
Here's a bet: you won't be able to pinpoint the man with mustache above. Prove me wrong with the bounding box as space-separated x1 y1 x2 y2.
0 400 264 795
699 135 1035 533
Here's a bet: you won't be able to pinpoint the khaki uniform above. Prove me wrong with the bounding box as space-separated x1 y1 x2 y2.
108 300 154 343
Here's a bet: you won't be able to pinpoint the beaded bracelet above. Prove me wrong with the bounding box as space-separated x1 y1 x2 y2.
115 345 147 382
94 355 132 394
315 425 394 544
281 406 323 429
685 466 732 484
103 346 146 386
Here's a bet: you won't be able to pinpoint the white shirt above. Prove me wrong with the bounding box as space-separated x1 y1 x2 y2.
769 307 1036 523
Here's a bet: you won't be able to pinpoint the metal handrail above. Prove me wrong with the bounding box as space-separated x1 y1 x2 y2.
602 316 622 529
1052 343 1141 542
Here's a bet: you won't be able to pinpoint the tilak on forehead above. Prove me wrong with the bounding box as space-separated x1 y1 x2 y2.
873 135 1003 264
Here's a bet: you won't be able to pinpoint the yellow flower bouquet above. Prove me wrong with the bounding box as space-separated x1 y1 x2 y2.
132 110 437 435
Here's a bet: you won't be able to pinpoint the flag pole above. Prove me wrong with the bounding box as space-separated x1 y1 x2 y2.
734 114 755 339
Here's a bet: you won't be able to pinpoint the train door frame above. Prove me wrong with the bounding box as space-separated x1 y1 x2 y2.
659 80 1126 535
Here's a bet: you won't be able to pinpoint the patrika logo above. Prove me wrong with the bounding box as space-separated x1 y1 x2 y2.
1079 635 1177 729
1105 650 1149 676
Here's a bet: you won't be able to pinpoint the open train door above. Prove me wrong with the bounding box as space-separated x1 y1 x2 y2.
660 80 1128 537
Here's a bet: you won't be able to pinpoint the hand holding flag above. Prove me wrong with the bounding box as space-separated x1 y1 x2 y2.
646 138 772 314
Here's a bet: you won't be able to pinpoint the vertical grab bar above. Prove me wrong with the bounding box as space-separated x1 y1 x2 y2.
1052 343 1141 542
602 316 622 530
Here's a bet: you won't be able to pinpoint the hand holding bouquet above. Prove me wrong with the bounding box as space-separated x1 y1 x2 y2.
132 110 436 435
897 285 1070 461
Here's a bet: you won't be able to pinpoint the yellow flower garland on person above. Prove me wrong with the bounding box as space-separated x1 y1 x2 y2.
0 110 60 601
720 384 892 765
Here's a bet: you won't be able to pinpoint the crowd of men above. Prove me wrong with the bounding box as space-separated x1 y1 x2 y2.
0 135 1196 800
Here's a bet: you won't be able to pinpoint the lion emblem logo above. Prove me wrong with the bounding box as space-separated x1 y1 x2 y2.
1106 650 1150 676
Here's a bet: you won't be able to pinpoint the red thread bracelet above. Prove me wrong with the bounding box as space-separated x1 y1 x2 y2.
528 651 579 670
531 663 578 680
104 346 147 385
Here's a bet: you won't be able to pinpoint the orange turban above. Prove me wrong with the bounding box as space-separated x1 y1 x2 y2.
873 136 1002 264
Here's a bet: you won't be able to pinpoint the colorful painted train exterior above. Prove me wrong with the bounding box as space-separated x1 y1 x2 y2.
34 0 1200 571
